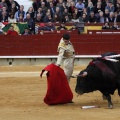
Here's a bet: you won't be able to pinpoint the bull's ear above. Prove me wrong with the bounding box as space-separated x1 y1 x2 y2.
80 72 87 77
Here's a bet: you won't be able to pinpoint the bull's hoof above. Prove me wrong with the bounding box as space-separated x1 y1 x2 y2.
68 101 74 103
108 105 114 109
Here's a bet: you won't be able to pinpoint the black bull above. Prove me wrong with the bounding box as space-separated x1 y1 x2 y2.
75 52 120 108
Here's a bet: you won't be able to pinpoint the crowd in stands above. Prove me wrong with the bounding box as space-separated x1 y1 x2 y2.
0 0 120 35
102 21 120 29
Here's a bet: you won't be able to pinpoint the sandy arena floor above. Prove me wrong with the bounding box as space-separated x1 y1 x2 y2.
0 65 120 120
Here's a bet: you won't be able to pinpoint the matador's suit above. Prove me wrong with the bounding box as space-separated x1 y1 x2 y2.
56 38 75 82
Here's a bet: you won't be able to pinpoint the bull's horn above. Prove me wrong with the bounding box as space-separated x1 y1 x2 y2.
80 71 87 77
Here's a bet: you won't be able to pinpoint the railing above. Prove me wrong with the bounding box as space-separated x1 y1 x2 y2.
38 30 79 34
87 30 120 34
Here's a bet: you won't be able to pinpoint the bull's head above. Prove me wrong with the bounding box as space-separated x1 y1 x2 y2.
75 65 99 95
75 71 88 95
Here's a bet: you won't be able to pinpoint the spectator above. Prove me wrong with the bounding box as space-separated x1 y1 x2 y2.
45 0 51 8
111 22 120 29
56 0 65 12
15 5 26 20
53 13 61 23
0 11 8 22
83 7 87 15
22 27 32 35
62 14 71 23
4 0 10 7
104 8 109 20
116 12 120 22
49 2 56 18
86 1 94 16
32 0 41 12
66 0 72 8
97 11 106 23
24 13 35 34
61 2 69 14
94 0 105 9
46 8 51 16
16 13 24 22
117 0 120 4
94 1 104 17
102 22 110 29
92 0 98 6
54 7 62 20
8 1 18 16
38 23 47 35
115 3 120 13
107 12 115 22
0 6 8 16
87 11 97 23
53 0 58 6
8 13 16 23
0 0 8 12
72 8 79 19
81 12 88 22
35 7 45 19
41 2 47 14
6 25 19 35
35 13 43 22
63 8 72 19
105 1 115 13
83 0 92 7
8 0 20 10
57 23 67 30
62 8 70 17
75 0 85 17
0 0 119 26
26 7 35 20
46 22 56 31
94 0 102 7
43 13 54 22
69 1 76 17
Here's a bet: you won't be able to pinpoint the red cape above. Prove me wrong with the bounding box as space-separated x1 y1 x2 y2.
40 64 73 105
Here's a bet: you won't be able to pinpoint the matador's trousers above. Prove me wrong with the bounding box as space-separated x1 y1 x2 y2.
63 57 74 83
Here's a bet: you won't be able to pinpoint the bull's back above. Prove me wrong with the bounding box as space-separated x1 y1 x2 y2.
101 52 120 76
102 57 120 78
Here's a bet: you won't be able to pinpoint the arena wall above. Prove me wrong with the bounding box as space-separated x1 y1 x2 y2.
0 34 120 65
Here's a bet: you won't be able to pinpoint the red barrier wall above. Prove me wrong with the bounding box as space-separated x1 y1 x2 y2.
0 34 120 56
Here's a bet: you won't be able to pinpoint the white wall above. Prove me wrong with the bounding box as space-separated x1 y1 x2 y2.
0 58 92 66
16 0 33 12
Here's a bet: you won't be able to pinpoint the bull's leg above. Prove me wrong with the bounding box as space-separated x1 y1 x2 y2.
116 79 120 96
102 94 106 100
103 94 113 108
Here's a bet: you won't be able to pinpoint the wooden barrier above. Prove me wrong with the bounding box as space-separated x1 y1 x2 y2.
0 34 120 56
